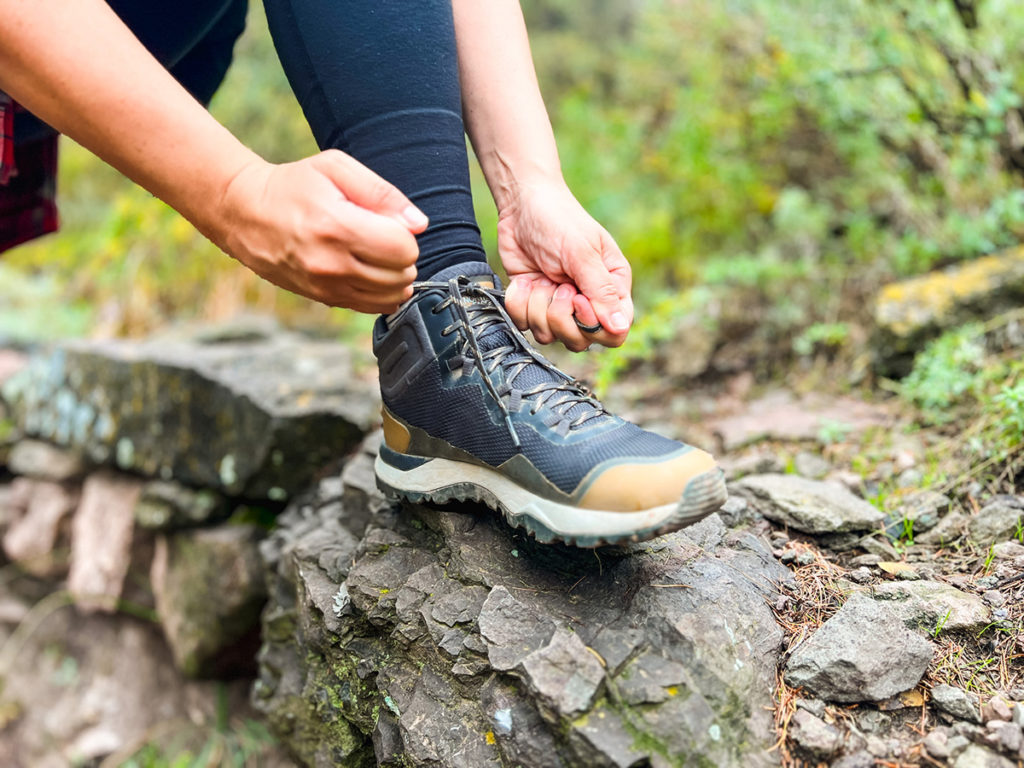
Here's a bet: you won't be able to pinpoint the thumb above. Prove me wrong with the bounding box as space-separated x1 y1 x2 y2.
573 261 631 335
312 149 429 233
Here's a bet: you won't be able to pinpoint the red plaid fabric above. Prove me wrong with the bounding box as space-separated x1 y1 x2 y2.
1 93 59 253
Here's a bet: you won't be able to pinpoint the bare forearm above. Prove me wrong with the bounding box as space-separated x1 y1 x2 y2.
451 0 564 210
0 0 259 245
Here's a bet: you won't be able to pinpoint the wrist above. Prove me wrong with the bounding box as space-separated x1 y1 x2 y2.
487 156 567 215
199 154 272 254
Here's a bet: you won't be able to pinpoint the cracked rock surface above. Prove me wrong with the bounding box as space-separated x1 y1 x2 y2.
254 435 793 768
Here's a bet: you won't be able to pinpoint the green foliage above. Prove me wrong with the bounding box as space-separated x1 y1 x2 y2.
900 324 987 416
5 0 1024 359
118 718 277 768
991 380 1024 447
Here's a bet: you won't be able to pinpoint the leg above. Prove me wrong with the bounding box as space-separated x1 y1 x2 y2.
262 0 487 279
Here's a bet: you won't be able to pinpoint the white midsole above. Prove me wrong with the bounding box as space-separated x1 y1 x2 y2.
374 454 681 538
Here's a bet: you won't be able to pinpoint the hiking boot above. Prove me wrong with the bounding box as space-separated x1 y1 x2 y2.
372 261 727 547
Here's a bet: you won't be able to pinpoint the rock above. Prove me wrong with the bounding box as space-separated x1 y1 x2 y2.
985 721 1022 753
860 580 990 634
831 752 875 768
873 248 1024 376
7 439 86 481
255 442 792 767
969 499 1024 547
992 541 1024 559
0 602 267 768
785 594 934 702
932 685 982 724
708 391 891 450
134 480 225 530
520 628 605 717
918 511 971 546
2 479 79 576
736 474 884 534
1 329 377 499
793 452 831 480
152 524 267 677
924 729 951 759
982 697 1014 722
68 471 141 612
795 698 827 718
789 709 842 758
953 743 1017 768
890 491 951 535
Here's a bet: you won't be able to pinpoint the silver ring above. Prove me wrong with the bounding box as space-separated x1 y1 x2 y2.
573 315 603 334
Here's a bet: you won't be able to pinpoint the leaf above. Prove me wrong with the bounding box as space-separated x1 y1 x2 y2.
900 688 926 707
877 561 917 577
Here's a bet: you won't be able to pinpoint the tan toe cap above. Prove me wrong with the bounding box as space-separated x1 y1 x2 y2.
576 448 718 512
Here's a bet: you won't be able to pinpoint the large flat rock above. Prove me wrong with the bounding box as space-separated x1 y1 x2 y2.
1 329 377 499
255 438 794 768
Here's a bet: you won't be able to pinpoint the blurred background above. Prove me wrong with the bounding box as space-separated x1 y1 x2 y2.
5 0 1023 374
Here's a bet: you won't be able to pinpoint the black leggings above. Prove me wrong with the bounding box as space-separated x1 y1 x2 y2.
24 0 487 279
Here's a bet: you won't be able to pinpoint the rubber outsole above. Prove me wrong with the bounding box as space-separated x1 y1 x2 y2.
373 453 728 548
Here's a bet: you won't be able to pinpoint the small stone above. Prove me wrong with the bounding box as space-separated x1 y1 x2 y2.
68 471 141 612
970 500 1024 547
932 685 982 724
917 511 971 546
789 709 842 758
986 721 1022 753
896 467 923 488
1013 703 1024 728
858 536 900 559
795 698 827 718
937 688 983 724
982 697 1013 722
992 541 1024 559
851 554 882 566
982 590 1006 608
831 752 874 768
924 729 951 759
947 734 972 758
7 439 86 481
953 743 1017 768
785 594 934 703
794 452 831 480
2 479 79 576
846 567 873 584
736 474 885 535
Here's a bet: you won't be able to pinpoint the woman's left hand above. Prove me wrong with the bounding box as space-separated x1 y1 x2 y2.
497 181 633 352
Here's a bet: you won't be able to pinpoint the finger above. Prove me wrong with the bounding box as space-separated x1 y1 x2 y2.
312 149 429 233
572 294 627 349
527 279 556 345
503 275 531 332
347 258 417 291
329 202 420 269
314 283 411 313
548 283 590 352
568 232 632 335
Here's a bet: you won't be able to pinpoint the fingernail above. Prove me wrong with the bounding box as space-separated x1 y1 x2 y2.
401 206 428 229
554 284 574 300
610 311 629 332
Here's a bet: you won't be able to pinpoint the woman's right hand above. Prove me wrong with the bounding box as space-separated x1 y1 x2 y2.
213 149 428 314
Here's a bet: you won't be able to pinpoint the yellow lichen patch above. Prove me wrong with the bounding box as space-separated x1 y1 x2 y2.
666 686 679 697
875 248 1024 333
485 731 496 745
